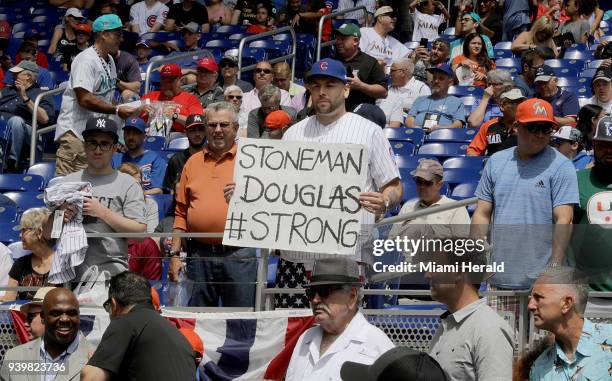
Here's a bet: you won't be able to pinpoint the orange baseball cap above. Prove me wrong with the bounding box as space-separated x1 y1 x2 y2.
179 328 204 355
74 23 92 35
150 287 161 312
515 98 558 126
265 110 292 130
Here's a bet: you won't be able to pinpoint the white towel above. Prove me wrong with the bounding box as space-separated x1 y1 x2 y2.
44 182 92 284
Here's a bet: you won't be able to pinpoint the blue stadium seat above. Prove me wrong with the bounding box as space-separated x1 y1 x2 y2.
461 96 478 107
566 43 588 51
26 162 56 185
443 168 482 186
401 178 418 203
296 33 316 49
7 38 23 59
0 204 18 223
32 15 57 24
545 59 585 71
451 182 478 199
587 60 604 69
229 33 250 41
166 137 189 150
556 77 581 88
0 222 21 244
146 194 173 220
442 27 455 36
273 33 292 42
8 241 31 260
448 86 484 97
563 50 593 60
494 50 513 58
205 39 239 50
395 155 420 171
214 25 248 34
11 23 31 35
140 32 180 41
417 142 468 157
580 68 598 78
495 58 521 67
3 192 45 211
404 41 420 50
332 19 358 29
494 42 512 50
384 128 425 146
550 67 578 77
427 128 478 143
144 136 166 151
443 156 486 170
0 174 45 192
390 141 414 157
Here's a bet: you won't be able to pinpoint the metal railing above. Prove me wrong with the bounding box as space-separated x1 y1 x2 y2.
143 49 214 94
316 6 370 61
29 87 64 167
237 26 297 86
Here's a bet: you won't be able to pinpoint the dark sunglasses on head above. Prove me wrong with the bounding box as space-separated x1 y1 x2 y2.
524 123 554 135
26 311 41 323
304 284 344 300
255 68 272 74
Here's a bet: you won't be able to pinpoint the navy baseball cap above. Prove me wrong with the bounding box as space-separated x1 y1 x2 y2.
534 65 556 82
426 63 453 77
82 116 119 141
306 58 347 83
123 117 147 133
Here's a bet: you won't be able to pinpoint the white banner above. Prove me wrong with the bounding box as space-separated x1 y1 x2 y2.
223 138 368 255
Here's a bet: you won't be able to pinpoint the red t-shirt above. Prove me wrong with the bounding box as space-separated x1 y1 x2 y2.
15 51 49 69
128 238 162 280
141 91 204 133
0 68 4 89
246 24 271 34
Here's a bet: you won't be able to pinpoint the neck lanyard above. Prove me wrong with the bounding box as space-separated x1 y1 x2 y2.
94 46 112 80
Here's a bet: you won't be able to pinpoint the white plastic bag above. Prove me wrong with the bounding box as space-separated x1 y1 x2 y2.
74 266 110 307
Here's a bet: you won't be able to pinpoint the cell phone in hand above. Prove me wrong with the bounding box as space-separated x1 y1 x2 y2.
420 38 428 48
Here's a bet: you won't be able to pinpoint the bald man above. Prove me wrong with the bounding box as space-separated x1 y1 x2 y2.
0 288 91 381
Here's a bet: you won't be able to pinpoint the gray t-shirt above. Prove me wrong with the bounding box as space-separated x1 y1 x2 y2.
559 20 590 45
55 47 118 141
62 170 146 278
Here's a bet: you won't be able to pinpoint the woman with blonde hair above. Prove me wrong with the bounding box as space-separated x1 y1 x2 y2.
511 16 558 58
118 163 159 233
2 208 57 301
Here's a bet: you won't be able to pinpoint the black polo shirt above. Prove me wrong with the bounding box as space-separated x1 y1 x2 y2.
88 304 196 381
335 50 387 111
163 149 192 192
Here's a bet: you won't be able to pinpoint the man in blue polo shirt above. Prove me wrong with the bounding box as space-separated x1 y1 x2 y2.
534 65 580 126
405 64 465 132
113 117 167 195
472 98 578 289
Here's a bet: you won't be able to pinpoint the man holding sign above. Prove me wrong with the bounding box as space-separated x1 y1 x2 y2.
224 58 402 308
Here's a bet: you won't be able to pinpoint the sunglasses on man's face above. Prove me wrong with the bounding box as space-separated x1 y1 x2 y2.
255 68 272 74
26 311 41 323
524 123 554 135
305 285 344 300
226 95 242 100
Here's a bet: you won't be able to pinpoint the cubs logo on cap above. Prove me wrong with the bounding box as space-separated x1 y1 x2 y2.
123 117 147 133
306 58 347 83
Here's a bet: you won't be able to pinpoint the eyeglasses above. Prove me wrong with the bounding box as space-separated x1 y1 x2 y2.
26 311 41 323
305 285 344 300
390 68 407 72
103 298 111 313
255 68 272 74
206 122 233 129
220 63 237 68
226 95 242 100
461 17 473 22
85 140 115 151
524 123 554 135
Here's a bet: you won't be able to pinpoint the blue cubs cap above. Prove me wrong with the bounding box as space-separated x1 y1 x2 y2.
93 14 123 33
306 58 347 84
426 63 454 77
123 117 147 133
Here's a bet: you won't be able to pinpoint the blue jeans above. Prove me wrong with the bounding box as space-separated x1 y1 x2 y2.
7 116 32 162
186 242 258 308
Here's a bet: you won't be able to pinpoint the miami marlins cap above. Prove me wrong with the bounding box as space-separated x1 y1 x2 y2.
515 98 557 126
92 14 123 33
593 116 612 142
185 114 206 129
82 116 119 141
306 58 347 83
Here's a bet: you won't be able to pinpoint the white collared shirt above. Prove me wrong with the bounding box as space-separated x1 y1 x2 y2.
285 312 394 381
359 27 411 72
377 77 431 124
241 87 292 115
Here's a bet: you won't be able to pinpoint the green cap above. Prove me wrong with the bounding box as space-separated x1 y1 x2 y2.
336 23 361 38
93 14 123 33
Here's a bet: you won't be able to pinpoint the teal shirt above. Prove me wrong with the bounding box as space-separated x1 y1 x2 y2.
529 319 612 381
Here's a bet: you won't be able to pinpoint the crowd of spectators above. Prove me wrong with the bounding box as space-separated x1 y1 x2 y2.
0 0 611 380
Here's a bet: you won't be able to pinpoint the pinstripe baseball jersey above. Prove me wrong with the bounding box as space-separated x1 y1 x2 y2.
281 112 400 264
